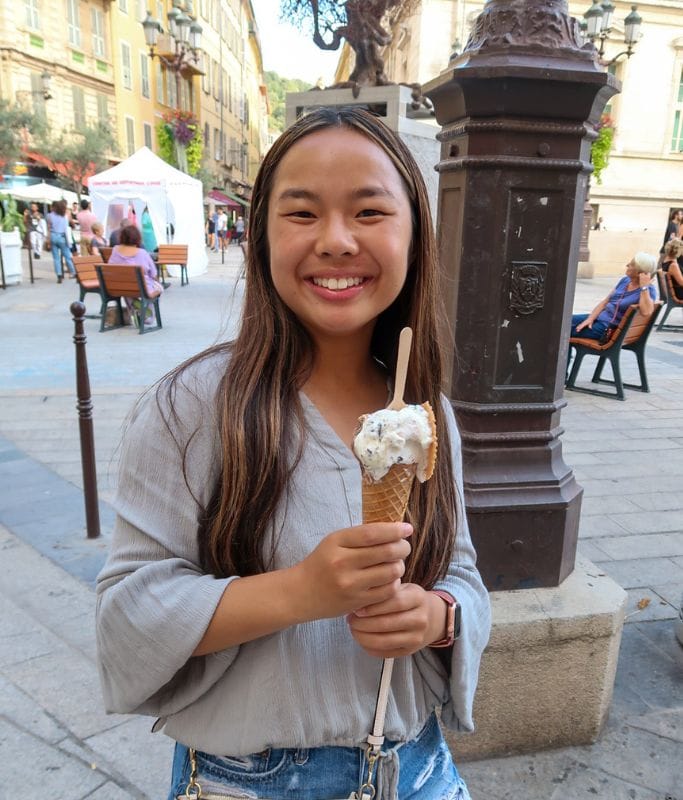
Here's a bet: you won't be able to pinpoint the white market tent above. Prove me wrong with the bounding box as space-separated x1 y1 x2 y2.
10 181 79 206
88 147 207 278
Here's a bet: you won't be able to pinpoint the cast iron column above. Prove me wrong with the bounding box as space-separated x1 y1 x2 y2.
424 0 618 590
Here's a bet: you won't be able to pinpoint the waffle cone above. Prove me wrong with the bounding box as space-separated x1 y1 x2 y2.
362 464 417 523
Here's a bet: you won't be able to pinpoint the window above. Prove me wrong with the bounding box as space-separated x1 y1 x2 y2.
25 0 40 29
167 69 177 108
96 93 108 123
91 8 105 58
672 67 683 153
72 86 86 128
118 0 128 13
135 0 145 21
140 52 150 98
204 122 209 147
67 0 81 48
228 74 232 113
155 61 164 104
121 42 132 90
213 59 219 99
125 116 135 156
213 128 220 160
222 69 227 107
143 122 153 149
201 53 209 94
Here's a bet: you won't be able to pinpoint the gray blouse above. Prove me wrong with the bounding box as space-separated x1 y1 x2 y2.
95 352 491 755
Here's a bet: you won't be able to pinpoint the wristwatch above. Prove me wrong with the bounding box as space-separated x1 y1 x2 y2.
640 286 649 292
429 590 461 648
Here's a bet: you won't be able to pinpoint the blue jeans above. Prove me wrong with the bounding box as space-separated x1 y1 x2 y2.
167 713 470 800
569 313 608 341
49 232 75 277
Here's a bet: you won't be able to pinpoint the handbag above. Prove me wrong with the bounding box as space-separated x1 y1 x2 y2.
179 659 395 800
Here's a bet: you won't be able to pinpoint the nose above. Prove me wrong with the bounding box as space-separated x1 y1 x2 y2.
314 213 359 258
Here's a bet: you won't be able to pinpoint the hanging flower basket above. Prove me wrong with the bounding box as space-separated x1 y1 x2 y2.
591 114 615 185
157 110 203 176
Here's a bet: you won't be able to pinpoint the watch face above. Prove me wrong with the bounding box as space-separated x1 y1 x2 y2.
453 602 462 640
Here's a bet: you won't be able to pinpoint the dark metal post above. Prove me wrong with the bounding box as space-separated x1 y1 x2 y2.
0 245 5 290
424 0 618 590
71 301 101 539
27 244 35 284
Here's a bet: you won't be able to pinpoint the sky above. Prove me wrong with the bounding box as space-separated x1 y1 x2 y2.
251 0 342 84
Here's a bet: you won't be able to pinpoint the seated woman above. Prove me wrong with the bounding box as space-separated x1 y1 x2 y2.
570 252 657 342
89 222 108 256
661 239 683 300
108 225 162 324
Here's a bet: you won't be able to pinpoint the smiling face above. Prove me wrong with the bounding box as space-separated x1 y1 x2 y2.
266 127 413 347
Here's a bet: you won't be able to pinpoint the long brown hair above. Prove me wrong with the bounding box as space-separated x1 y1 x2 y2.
163 107 458 588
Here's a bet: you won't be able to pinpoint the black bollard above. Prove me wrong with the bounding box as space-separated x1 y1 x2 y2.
71 301 101 539
27 245 34 284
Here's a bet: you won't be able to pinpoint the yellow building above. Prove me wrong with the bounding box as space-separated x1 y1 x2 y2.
0 0 117 165
110 0 162 157
196 0 267 197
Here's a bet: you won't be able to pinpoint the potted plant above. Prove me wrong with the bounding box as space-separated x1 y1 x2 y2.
0 193 25 285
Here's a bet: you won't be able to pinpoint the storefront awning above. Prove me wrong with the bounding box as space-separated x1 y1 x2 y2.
207 189 241 209
224 190 250 207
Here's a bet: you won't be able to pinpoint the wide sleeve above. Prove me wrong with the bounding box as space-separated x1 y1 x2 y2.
417 395 491 733
95 358 240 717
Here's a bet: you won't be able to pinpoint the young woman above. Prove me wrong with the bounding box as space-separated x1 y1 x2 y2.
661 239 683 301
46 199 76 282
96 107 491 800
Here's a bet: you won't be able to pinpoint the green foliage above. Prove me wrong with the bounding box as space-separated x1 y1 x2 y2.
265 70 312 132
591 115 615 185
39 121 118 196
0 194 26 235
156 110 203 175
0 100 45 168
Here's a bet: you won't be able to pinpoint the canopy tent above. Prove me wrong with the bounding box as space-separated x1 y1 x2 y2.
88 147 206 278
9 181 79 207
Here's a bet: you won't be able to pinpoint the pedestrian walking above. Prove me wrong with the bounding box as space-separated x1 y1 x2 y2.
28 203 47 259
46 199 76 282
215 207 227 250
235 214 245 244
76 198 98 255
95 107 491 800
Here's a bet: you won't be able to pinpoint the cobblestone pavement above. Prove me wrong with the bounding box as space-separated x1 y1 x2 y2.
0 247 680 799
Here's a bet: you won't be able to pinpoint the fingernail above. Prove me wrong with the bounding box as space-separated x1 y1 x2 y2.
355 608 367 617
400 523 413 537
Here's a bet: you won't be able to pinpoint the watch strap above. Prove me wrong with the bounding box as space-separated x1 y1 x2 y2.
429 590 459 648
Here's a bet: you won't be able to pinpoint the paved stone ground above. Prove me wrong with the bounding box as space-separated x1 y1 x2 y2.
0 247 681 799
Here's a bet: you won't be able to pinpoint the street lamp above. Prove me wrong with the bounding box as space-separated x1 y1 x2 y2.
582 2 642 66
142 6 203 109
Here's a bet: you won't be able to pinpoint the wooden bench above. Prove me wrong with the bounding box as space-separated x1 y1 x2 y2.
96 264 162 334
565 302 662 400
656 269 683 331
99 246 112 263
157 244 189 287
73 255 101 304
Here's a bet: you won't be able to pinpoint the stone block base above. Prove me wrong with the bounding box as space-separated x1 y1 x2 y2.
445 555 626 761
577 260 595 279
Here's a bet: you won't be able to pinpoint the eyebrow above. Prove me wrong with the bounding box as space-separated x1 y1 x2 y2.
276 186 397 202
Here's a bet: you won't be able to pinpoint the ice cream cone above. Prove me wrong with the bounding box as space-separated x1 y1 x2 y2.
361 463 417 524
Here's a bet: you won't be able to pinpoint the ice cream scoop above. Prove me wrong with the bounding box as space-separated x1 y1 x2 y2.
353 404 437 483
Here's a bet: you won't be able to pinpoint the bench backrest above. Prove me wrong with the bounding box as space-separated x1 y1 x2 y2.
99 246 113 263
73 255 101 283
665 271 683 306
97 264 146 298
656 269 668 300
622 301 662 346
157 244 188 265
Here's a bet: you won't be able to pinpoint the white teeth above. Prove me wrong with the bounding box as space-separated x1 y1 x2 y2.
312 276 363 290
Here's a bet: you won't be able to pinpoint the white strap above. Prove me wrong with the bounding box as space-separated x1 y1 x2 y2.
366 657 394 752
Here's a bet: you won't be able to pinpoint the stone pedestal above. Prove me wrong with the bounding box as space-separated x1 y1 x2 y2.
445 556 627 760
285 86 440 222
